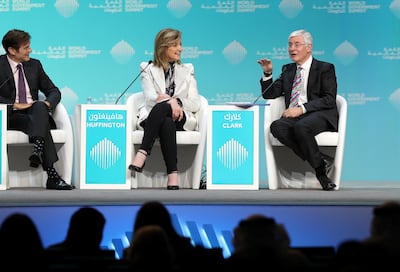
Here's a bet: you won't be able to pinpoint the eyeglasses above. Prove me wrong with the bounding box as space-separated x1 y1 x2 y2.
288 42 306 49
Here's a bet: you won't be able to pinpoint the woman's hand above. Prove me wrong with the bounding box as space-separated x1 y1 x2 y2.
168 98 183 121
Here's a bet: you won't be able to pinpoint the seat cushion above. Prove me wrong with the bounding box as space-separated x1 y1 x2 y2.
7 130 67 145
132 131 201 145
315 132 339 146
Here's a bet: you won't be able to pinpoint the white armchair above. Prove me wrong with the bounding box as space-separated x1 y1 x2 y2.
126 92 208 189
264 95 347 190
4 102 73 189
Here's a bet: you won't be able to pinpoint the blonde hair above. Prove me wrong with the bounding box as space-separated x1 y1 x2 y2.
153 28 182 70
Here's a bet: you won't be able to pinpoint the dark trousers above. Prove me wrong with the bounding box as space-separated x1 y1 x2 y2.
8 101 58 169
270 112 332 169
140 101 185 174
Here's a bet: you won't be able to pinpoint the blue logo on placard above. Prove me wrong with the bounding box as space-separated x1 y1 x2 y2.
89 137 122 169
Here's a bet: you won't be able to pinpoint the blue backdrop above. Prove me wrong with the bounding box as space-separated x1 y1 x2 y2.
1 0 399 185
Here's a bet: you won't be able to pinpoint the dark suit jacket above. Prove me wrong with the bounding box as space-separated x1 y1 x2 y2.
261 58 338 131
0 54 61 112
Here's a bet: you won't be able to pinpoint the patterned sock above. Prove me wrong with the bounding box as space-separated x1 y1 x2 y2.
33 137 45 154
46 167 59 181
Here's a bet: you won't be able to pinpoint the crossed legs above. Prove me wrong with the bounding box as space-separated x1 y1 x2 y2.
129 102 184 190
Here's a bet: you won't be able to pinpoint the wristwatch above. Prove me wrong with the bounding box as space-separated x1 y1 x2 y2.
263 71 272 77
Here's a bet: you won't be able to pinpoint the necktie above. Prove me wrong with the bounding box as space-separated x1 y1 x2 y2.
289 66 303 108
165 62 175 96
17 64 27 103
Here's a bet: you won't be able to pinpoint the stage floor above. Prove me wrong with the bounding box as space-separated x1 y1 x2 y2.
0 181 399 207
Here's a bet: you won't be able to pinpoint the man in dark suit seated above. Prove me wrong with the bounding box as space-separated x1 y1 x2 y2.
258 29 338 191
0 29 73 190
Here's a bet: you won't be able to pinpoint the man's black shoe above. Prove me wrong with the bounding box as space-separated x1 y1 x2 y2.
29 151 42 168
316 172 336 191
46 177 74 190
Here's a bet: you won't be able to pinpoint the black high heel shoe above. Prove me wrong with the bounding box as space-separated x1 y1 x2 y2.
167 171 179 190
128 164 145 173
128 150 147 173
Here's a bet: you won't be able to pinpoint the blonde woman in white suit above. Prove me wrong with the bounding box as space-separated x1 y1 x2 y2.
129 28 201 190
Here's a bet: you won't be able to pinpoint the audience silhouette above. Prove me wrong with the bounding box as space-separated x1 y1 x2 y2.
364 200 400 255
125 224 175 272
124 200 224 272
46 206 116 270
47 206 107 255
333 200 400 272
0 212 45 271
223 213 311 272
123 201 196 270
